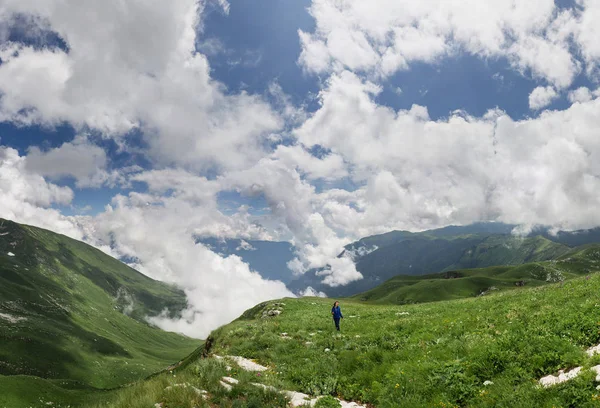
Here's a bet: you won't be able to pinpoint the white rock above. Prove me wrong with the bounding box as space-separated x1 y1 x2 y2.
590 365 600 381
284 390 319 407
339 401 367 408
324 348 330 352
587 344 600 356
221 376 239 385
227 355 268 372
539 366 582 387
7 252 14 257
483 380 493 386
252 382 278 392
220 381 232 391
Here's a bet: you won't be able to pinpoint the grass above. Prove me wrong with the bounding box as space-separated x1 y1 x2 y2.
0 219 200 406
99 270 600 408
205 273 600 407
352 244 600 304
6 216 600 407
293 232 572 298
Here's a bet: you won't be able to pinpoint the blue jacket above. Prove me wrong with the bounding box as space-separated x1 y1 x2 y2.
332 305 343 319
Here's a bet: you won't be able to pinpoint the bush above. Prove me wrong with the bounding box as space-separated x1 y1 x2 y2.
314 395 342 408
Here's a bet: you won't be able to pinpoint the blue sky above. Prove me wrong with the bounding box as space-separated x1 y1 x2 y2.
2 0 600 334
2 0 593 217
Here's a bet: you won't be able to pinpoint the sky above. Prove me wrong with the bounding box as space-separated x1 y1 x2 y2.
2 0 600 337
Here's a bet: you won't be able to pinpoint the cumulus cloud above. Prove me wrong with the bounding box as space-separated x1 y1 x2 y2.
294 71 600 234
0 147 82 237
0 0 282 171
298 0 586 87
24 135 120 188
87 190 292 338
568 87 594 104
529 86 558 110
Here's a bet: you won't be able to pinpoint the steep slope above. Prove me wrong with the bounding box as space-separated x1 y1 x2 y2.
289 232 571 297
353 244 600 304
0 218 199 395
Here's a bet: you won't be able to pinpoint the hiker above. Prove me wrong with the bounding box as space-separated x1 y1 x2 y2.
331 301 343 331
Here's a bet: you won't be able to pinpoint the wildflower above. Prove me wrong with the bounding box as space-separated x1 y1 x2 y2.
395 383 400 389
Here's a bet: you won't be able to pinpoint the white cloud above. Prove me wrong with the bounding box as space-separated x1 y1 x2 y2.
88 191 293 338
24 135 115 188
299 286 328 297
568 87 594 104
0 0 282 171
293 71 600 235
0 147 82 237
298 0 585 88
529 86 558 110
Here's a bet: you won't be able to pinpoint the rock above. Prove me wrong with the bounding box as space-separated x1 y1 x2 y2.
590 365 600 381
220 381 233 391
324 348 330 352
221 376 239 385
483 380 493 386
227 355 268 371
262 309 282 318
252 382 278 392
539 366 582 387
284 390 319 407
587 344 600 356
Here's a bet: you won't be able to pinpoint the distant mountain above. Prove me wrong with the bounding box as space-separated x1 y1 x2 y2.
353 243 600 304
196 223 600 298
288 223 577 297
197 237 295 284
0 218 198 390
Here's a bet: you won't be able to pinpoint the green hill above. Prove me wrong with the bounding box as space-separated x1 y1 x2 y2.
0 219 200 406
289 232 571 297
95 271 600 408
352 243 600 304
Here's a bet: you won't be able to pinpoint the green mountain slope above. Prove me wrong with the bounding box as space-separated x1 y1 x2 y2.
353 244 600 304
0 219 199 404
290 231 571 297
99 271 600 408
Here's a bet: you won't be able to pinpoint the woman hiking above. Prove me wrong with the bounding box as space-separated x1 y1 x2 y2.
331 301 343 331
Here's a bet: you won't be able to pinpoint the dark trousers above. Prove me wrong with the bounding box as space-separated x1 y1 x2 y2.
333 317 340 331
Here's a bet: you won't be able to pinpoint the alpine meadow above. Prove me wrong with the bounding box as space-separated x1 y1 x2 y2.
4 0 600 407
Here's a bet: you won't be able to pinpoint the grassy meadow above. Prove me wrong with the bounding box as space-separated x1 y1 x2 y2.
94 272 600 408
0 219 200 406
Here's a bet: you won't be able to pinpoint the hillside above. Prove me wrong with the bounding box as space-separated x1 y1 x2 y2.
353 244 600 304
94 271 600 408
0 219 200 405
289 232 571 297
